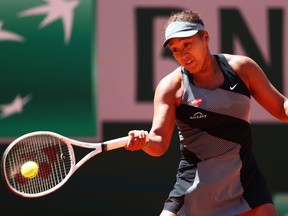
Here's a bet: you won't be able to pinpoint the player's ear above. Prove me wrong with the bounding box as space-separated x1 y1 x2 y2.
202 31 209 43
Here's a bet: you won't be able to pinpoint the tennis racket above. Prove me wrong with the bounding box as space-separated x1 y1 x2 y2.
1 131 132 198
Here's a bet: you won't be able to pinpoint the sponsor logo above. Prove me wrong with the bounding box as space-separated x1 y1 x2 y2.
190 98 203 107
190 112 207 119
230 83 238 90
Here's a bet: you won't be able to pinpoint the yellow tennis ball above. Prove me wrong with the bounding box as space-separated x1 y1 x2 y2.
21 161 39 179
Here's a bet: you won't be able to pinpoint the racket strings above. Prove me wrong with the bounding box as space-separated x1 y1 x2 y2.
4 135 72 195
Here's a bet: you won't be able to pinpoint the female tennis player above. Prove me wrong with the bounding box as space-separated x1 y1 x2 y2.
126 9 288 216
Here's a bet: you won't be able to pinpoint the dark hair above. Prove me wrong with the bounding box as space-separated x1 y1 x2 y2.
166 9 205 28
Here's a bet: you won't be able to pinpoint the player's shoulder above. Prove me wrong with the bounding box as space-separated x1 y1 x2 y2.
220 53 263 87
157 66 182 91
160 66 182 83
221 53 257 70
222 53 255 64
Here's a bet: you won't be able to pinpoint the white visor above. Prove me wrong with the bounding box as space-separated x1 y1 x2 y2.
163 21 204 47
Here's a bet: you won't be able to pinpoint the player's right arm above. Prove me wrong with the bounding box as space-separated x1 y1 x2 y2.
128 68 183 157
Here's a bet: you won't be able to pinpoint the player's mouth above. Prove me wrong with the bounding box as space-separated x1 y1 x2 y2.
184 59 194 66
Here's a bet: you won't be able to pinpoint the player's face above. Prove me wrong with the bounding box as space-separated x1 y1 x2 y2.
168 32 209 73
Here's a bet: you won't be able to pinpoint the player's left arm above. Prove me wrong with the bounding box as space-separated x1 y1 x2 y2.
229 54 288 122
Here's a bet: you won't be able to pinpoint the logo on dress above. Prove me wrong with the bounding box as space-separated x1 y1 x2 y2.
190 98 203 107
190 112 207 119
230 83 238 90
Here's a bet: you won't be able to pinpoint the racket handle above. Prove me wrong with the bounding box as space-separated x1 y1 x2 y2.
102 133 150 151
102 136 129 151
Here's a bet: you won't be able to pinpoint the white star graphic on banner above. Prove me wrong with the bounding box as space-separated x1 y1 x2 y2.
0 21 24 42
0 94 32 119
18 0 79 44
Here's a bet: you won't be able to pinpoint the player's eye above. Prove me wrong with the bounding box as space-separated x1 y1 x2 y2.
184 42 191 48
171 47 179 53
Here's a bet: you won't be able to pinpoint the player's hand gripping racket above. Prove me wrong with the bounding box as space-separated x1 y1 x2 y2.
1 131 131 198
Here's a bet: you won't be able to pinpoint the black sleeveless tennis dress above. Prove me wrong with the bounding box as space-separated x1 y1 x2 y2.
163 54 273 216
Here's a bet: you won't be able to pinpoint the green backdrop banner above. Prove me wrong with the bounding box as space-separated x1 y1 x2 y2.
0 0 97 140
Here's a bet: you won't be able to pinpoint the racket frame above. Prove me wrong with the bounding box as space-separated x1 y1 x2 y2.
1 131 129 198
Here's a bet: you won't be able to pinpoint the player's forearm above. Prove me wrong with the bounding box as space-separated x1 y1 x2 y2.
142 133 170 157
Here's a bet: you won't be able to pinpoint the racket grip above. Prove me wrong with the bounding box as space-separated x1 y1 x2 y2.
102 136 129 151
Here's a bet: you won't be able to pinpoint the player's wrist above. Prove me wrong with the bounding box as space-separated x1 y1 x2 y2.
142 132 150 149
